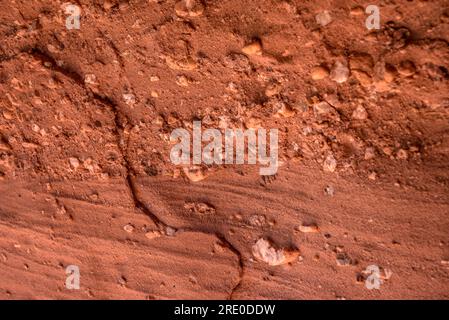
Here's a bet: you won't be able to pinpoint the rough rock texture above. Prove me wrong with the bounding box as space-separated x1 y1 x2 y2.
0 0 448 299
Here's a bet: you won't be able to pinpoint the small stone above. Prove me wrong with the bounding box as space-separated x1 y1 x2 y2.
83 157 98 173
352 105 368 120
226 82 238 92
350 6 364 15
311 66 329 80
123 224 134 233
313 101 335 116
176 75 189 87
184 202 216 215
123 93 136 106
323 154 337 172
223 53 251 72
330 61 349 83
165 56 197 71
265 83 282 97
103 1 114 11
275 103 296 118
364 147 375 160
248 215 267 227
22 142 39 149
324 185 335 196
183 166 207 182
252 238 300 266
315 10 332 26
382 146 393 156
398 60 416 77
396 149 408 160
69 157 80 169
233 214 242 221
297 223 320 233
150 76 160 82
165 226 177 236
175 0 204 17
242 40 263 56
368 172 377 180
32 124 41 133
145 231 161 240
84 74 97 85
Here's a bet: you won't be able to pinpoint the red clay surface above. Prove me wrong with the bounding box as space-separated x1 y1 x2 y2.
0 0 448 299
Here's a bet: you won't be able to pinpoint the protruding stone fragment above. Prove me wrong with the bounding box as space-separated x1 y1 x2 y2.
145 231 162 240
350 6 364 15
368 172 377 180
165 226 177 236
311 66 329 80
123 93 136 106
396 149 408 160
242 40 263 56
324 185 335 196
166 56 197 71
364 147 375 160
275 103 296 118
313 101 335 116
352 105 368 120
297 223 320 233
184 202 216 215
69 157 80 169
252 238 300 266
183 166 207 182
315 10 332 26
123 224 134 233
84 74 97 85
175 0 204 17
265 83 282 97
330 61 349 83
176 75 190 87
323 154 337 172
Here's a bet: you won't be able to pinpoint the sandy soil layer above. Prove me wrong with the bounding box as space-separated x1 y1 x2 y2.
0 0 448 299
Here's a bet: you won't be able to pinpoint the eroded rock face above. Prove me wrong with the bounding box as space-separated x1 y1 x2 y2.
0 54 126 180
1 0 449 301
252 238 300 266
